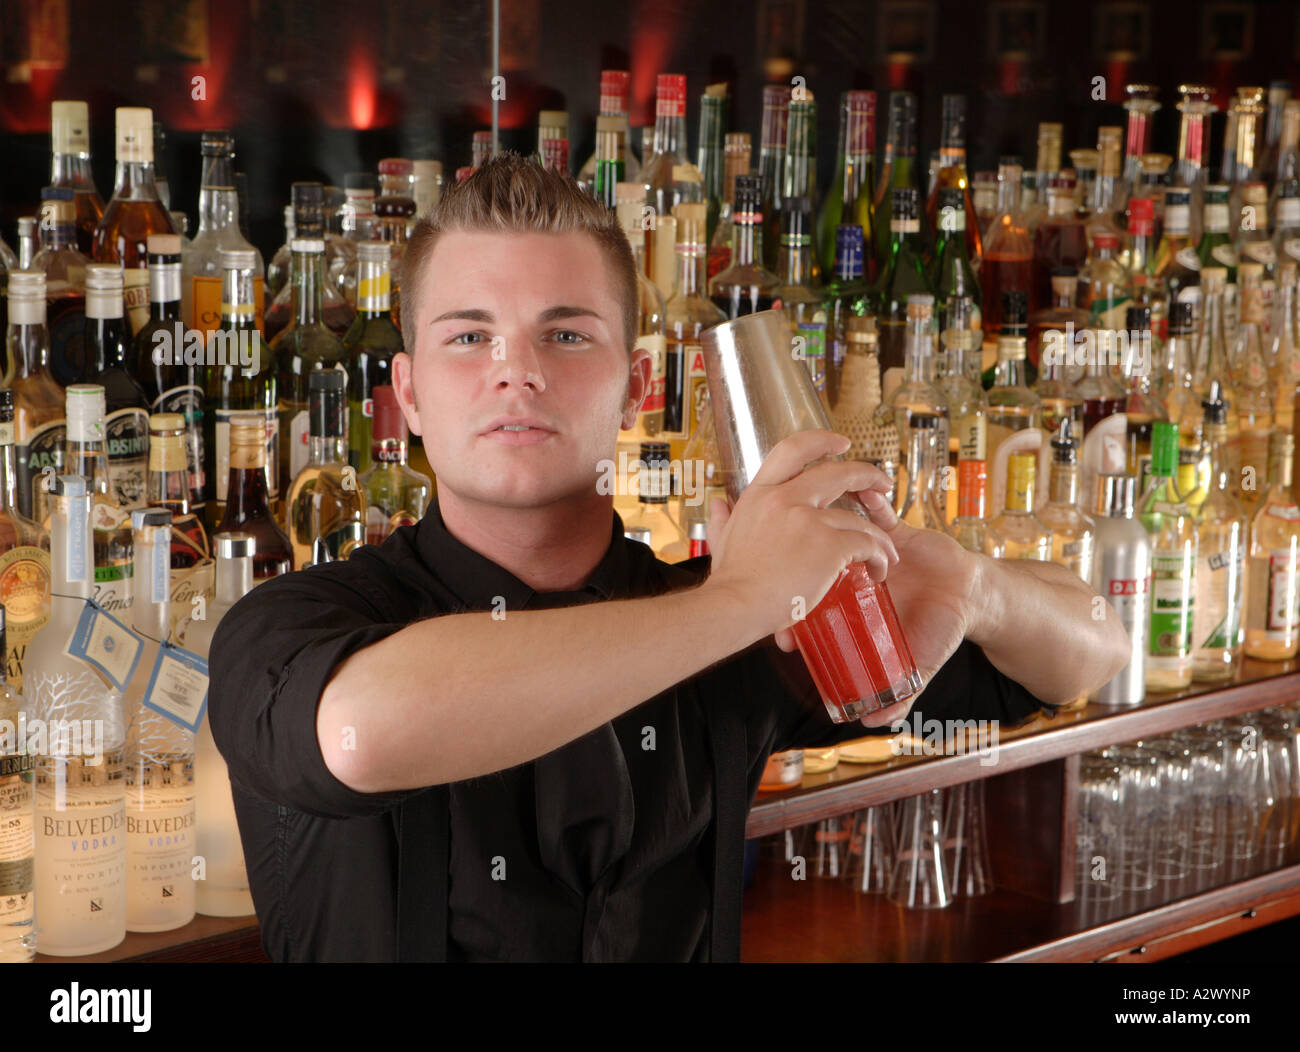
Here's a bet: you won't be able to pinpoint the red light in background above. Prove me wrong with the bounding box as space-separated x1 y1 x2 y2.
998 59 1022 97
630 0 678 126
347 45 377 129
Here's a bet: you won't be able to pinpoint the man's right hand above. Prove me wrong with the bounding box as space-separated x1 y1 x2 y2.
702 429 901 640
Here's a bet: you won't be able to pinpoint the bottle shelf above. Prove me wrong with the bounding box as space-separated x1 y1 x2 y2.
34 914 265 964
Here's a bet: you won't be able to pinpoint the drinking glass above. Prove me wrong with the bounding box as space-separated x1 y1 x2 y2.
888 789 952 908
845 806 895 894
943 780 994 897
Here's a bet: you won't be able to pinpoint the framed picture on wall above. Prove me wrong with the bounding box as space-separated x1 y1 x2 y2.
1204 3 1254 61
878 0 935 64
1094 1 1150 61
989 1 1046 62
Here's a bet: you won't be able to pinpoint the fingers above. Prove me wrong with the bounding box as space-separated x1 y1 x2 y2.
779 459 895 518
773 626 795 652
853 487 899 529
813 507 900 566
860 699 914 729
749 430 853 489
707 497 731 560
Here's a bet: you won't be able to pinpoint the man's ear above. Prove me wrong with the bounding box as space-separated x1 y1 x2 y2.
622 346 651 430
391 351 423 436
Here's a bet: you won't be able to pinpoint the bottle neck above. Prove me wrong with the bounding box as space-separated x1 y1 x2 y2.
356 258 393 316
698 103 725 205
308 434 348 465
51 151 98 192
783 109 816 200
904 316 931 381
778 224 813 287
372 437 408 465
198 152 238 234
909 431 937 494
1204 291 1230 377
676 242 706 297
0 441 19 514
994 342 1029 386
214 555 254 605
112 159 163 202
731 208 760 267
1206 423 1233 490
149 261 182 320
652 109 686 159
132 527 170 638
51 497 93 614
226 451 273 520
64 438 111 496
221 266 258 328
291 249 326 327
1049 461 1079 505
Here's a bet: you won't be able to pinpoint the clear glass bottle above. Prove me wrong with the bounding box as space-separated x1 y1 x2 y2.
1138 421 1197 690
774 196 828 397
182 131 266 341
949 455 1004 557
49 100 106 259
123 507 195 933
1233 267 1275 513
25 474 127 956
32 186 89 387
64 384 134 621
0 603 34 961
1039 419 1095 573
1078 231 1132 331
577 70 641 191
642 74 689 227
1197 184 1239 345
358 386 431 545
1085 126 1128 248
265 204 294 303
622 442 688 561
1196 268 1242 480
983 159 1037 334
1160 300 1205 451
147 413 207 570
263 183 355 343
342 242 403 474
888 294 948 463
1029 265 1090 371
91 107 176 337
1033 285 1085 441
286 370 364 569
708 174 780 319
174 531 256 917
7 272 66 524
986 291 1041 458
1122 304 1168 491
1245 431 1300 659
215 413 291 580
1273 271 1300 431
1192 382 1247 681
373 159 416 329
899 413 947 532
937 296 986 522
991 453 1052 560
0 390 50 686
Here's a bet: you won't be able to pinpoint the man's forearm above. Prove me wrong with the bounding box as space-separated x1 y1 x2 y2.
318 580 763 793
966 557 1131 705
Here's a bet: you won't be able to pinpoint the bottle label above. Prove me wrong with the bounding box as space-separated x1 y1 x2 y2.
957 414 986 462
1175 247 1202 271
1267 549 1300 634
104 407 150 510
289 409 311 482
153 385 206 502
215 408 279 502
126 787 195 922
635 333 667 416
1164 204 1190 235
891 218 920 234
640 463 672 499
1194 547 1244 652
1204 204 1230 233
1103 575 1150 648
1266 503 1300 521
1211 244 1237 268
16 418 66 522
1152 501 1191 517
317 520 366 563
64 600 144 692
0 545 51 684
193 274 265 340
796 320 827 394
938 206 965 232
0 776 33 909
1243 241 1276 266
141 643 210 733
123 267 151 336
1149 550 1195 657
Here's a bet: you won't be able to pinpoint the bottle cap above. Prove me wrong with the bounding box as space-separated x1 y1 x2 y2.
1093 231 1120 250
846 315 877 345
6 270 45 299
219 247 258 269
149 413 186 432
131 508 172 530
290 237 326 254
215 532 255 560
85 262 124 291
1125 304 1151 330
1202 379 1229 425
1052 419 1078 461
66 384 107 442
1169 300 1195 333
291 181 325 237
379 157 414 178
51 100 90 154
115 107 154 164
52 474 87 498
357 240 392 263
1095 473 1135 517
147 233 182 257
599 70 631 114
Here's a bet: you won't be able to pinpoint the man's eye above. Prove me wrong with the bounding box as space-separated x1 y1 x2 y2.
549 329 589 344
450 332 486 345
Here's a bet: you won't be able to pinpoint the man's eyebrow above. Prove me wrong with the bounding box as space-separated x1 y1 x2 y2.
537 305 604 323
429 308 494 324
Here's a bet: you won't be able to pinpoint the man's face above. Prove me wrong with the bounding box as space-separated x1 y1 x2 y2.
391 229 649 510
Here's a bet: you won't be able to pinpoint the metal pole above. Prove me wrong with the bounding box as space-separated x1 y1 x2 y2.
491 0 500 157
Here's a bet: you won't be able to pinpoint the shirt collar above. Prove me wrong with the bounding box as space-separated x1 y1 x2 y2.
417 499 632 611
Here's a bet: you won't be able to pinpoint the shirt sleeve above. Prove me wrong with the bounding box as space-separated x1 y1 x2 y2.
764 637 1047 752
207 557 427 820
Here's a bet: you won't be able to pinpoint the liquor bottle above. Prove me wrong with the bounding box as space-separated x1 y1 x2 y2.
1197 184 1239 344
938 295 986 492
1121 85 1160 208
613 186 670 452
342 242 403 474
1023 123 1063 234
778 95 820 286
949 456 1004 557
0 390 50 685
1271 102 1300 234
1124 197 1166 334
664 204 725 458
1032 182 1088 310
0 605 34 962
707 132 750 279
823 225 872 411
930 186 982 332
537 111 570 173
264 183 355 343
888 295 949 461
1085 126 1127 248
182 131 266 342
982 159 1036 334
1078 231 1131 331
1174 85 1216 244
373 159 416 327
83 264 150 511
26 474 127 956
773 197 827 396
1090 473 1151 706
622 442 688 561
1272 274 1300 429
32 187 89 387
16 219 37 271
1033 304 1084 441
642 74 689 229
215 413 291 580
986 291 1041 457
758 85 791 274
1135 153 1171 243
147 414 207 569
7 272 66 523
1122 305 1168 490
577 70 641 190
925 94 982 266
1138 421 1197 691
816 91 876 281
266 205 294 303
136 234 205 517
64 385 134 623
271 238 349 499
91 108 176 336
591 116 626 211
873 187 932 374
1076 328 1127 435
829 317 902 484
1245 431 1300 660
412 160 441 225
1070 148 1099 219
990 453 1051 560
1228 90 1267 212
122 507 195 933
1193 382 1247 682
1160 301 1204 451
358 386 431 545
898 414 947 533
696 86 727 247
1029 266 1089 369
1040 420 1095 576
151 121 171 210
1237 183 1278 300
173 531 255 916
1152 187 1201 330
204 249 276 535
708 174 780 319
49 101 106 259
872 91 921 267
287 371 364 569
1196 269 1243 483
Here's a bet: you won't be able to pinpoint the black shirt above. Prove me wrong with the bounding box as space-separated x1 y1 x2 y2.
207 500 1045 962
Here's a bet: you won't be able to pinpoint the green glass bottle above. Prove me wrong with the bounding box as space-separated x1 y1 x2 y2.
696 88 727 248
873 91 921 268
816 91 877 282
823 224 873 411
930 186 982 333
873 187 932 374
342 241 403 474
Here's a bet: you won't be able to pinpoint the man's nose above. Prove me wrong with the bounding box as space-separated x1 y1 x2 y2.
488 333 547 393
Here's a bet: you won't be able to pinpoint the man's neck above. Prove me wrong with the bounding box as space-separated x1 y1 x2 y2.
436 488 616 593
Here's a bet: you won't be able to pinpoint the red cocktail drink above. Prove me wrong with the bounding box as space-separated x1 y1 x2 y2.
790 562 923 722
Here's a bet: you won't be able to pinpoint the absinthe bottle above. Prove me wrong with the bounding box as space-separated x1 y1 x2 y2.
123 508 195 932
26 474 127 956
8 271 65 524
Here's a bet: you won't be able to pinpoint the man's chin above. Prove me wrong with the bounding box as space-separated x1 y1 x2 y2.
437 476 605 512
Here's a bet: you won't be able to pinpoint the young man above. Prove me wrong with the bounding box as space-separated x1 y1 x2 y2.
208 154 1129 962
